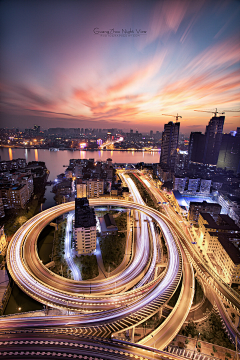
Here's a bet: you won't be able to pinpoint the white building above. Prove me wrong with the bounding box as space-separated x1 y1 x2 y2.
188 178 200 192
200 179 211 194
74 198 96 255
173 176 188 192
76 182 87 198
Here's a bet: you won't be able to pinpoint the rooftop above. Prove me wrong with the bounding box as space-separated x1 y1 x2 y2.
75 197 96 228
209 232 240 264
200 213 240 232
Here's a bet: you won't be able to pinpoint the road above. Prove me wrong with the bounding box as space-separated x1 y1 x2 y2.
3 168 237 355
5 199 183 339
65 211 81 281
132 171 240 348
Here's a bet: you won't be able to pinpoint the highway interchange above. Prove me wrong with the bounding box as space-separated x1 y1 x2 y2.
1 170 240 359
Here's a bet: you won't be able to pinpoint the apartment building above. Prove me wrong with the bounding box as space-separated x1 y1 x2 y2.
74 197 96 255
0 226 7 256
188 201 221 222
196 213 240 284
76 179 87 198
173 176 188 192
0 184 29 209
200 179 212 194
206 232 240 284
87 179 104 198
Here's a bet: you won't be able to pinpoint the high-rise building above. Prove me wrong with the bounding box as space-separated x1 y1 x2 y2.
74 198 96 255
188 115 224 166
160 121 180 171
76 180 87 198
87 179 104 198
203 115 225 165
188 132 206 164
217 133 240 174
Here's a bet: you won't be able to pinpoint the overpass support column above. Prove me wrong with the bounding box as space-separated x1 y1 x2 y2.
131 326 135 342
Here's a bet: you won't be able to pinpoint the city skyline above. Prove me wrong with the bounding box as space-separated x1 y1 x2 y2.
0 0 240 134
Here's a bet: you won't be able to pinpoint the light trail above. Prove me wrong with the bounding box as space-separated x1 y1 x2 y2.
65 212 81 281
5 199 182 336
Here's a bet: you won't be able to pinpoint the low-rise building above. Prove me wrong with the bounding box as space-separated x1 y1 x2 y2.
200 179 212 193
173 176 188 192
122 186 130 200
0 184 29 209
74 197 96 255
0 270 10 315
188 178 200 192
0 226 7 256
99 214 118 237
188 201 221 222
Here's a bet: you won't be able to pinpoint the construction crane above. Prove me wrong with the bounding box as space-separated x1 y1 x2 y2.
223 110 240 113
194 108 225 116
162 113 182 122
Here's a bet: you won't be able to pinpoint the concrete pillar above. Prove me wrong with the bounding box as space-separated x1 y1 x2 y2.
131 326 135 342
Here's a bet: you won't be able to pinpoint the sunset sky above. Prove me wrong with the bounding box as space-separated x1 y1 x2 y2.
0 0 239 134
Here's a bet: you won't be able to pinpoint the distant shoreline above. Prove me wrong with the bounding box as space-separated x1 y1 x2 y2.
0 146 160 152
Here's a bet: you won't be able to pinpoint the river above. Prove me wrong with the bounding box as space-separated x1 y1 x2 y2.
1 147 160 314
0 148 160 181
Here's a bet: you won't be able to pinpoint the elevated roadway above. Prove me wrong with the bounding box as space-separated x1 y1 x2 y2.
5 199 184 338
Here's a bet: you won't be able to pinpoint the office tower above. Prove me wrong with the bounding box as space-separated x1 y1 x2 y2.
217 133 240 174
160 121 180 171
74 197 96 254
188 132 206 163
150 130 153 137
203 115 225 165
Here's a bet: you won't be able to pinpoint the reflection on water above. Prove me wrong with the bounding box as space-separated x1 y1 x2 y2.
34 149 38 161
80 150 86 159
0 148 160 181
8 148 12 161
